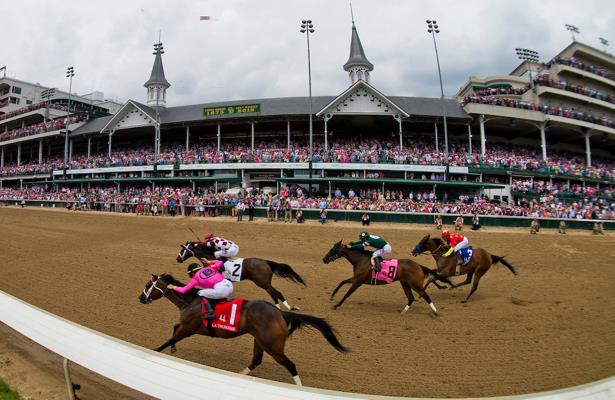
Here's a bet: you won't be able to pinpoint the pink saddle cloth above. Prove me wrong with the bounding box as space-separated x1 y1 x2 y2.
371 259 398 284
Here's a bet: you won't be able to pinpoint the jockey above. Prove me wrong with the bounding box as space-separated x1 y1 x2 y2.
349 231 391 272
167 261 234 320
441 230 469 263
199 233 239 261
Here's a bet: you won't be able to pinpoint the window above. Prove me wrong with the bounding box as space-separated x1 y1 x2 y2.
26 99 33 105
9 97 20 104
11 86 22 94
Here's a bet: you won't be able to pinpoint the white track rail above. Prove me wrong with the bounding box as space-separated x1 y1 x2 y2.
0 290 613 400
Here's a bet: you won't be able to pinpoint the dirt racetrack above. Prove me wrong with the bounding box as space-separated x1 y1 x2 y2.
1 207 615 399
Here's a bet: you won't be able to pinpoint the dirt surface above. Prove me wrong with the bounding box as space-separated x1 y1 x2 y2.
1 207 614 399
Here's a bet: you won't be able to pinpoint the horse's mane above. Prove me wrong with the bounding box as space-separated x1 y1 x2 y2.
342 244 374 257
431 237 445 246
159 274 200 298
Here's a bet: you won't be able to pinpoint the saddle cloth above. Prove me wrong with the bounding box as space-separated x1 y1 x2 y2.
371 259 398 284
459 247 473 265
202 297 244 332
222 258 244 282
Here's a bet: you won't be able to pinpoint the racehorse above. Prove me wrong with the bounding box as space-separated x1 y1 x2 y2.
177 241 305 310
411 234 517 302
322 240 439 314
139 273 348 386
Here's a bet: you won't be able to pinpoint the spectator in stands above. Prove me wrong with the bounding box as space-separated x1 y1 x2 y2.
455 215 464 231
434 214 443 230
296 208 305 223
319 209 327 224
236 201 245 221
471 214 481 231
361 213 370 226
530 219 540 234
558 220 567 234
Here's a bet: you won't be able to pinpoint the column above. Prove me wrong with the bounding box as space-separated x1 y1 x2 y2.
479 114 486 157
434 121 439 151
185 125 190 151
467 123 473 154
217 123 221 152
38 140 43 164
287 120 291 151
398 118 403 151
584 132 592 167
1 147 4 168
69 139 73 162
108 133 113 158
87 137 91 158
540 123 547 161
17 143 21 166
251 121 255 151
324 119 328 151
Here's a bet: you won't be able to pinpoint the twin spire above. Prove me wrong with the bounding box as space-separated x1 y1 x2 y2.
144 41 170 109
343 19 373 85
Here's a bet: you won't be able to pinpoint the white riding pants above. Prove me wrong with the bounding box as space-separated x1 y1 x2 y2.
453 237 469 252
198 279 234 299
372 244 392 258
215 244 239 258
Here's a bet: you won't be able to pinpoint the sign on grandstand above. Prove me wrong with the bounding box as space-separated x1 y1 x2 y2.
203 104 261 117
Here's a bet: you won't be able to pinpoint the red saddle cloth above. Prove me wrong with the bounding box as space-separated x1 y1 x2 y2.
201 298 244 332
371 259 398 284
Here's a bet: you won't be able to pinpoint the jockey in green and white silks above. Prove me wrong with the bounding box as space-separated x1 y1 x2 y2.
349 231 392 272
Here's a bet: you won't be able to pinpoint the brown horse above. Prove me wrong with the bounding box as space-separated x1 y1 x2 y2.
411 234 517 302
138 273 348 386
322 240 439 314
177 241 305 310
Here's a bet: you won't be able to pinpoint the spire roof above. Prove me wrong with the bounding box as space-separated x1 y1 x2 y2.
144 43 170 88
343 22 373 71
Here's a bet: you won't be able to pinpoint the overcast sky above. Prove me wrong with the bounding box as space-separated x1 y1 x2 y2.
4 0 614 106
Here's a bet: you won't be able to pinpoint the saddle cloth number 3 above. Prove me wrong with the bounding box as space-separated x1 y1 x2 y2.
223 258 243 282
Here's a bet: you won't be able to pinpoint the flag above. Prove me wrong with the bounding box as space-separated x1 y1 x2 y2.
200 16 211 20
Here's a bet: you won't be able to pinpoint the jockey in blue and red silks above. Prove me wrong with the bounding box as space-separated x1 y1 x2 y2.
167 261 233 320
441 230 469 263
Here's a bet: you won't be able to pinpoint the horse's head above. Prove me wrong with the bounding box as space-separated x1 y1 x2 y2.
139 274 170 304
411 234 431 256
323 240 344 264
176 241 197 263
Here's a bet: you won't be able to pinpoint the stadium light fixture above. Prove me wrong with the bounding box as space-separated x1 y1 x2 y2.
64 66 75 165
515 48 539 92
599 37 609 53
565 24 580 42
300 19 315 193
426 19 448 158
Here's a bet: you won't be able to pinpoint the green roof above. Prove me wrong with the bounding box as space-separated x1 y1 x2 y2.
41 176 241 184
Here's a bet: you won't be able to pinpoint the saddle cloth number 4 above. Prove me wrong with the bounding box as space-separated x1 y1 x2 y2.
223 258 244 282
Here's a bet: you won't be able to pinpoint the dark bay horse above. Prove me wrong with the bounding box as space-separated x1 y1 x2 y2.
139 273 348 386
322 241 439 314
177 241 305 310
411 234 517 302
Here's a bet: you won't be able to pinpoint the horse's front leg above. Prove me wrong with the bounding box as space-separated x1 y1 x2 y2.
153 324 192 353
330 278 353 300
333 280 363 309
170 323 180 353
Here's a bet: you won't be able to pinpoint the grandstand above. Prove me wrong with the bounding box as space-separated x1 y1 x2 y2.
0 24 613 221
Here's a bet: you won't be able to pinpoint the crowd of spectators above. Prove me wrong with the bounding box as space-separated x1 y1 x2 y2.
0 102 75 122
1 184 613 220
534 75 614 104
1 137 614 181
545 57 615 82
0 116 80 143
460 95 615 128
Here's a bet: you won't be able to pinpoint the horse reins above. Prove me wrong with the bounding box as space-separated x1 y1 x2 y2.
143 277 166 303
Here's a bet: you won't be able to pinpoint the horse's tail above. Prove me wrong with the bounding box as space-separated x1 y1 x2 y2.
491 255 518 275
282 311 349 353
267 261 306 286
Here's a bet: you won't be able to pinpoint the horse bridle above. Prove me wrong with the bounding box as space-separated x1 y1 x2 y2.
142 277 166 303
325 244 343 262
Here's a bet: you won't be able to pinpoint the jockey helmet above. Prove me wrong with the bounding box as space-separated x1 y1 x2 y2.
359 231 369 241
204 233 214 241
441 230 450 239
187 263 203 277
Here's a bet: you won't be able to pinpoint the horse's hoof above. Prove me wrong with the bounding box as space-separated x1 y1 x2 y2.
291 306 300 311
329 296 334 301
332 305 338 310
171 346 177 353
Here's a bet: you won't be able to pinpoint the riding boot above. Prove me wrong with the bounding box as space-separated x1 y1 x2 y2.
374 256 382 273
203 299 215 321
